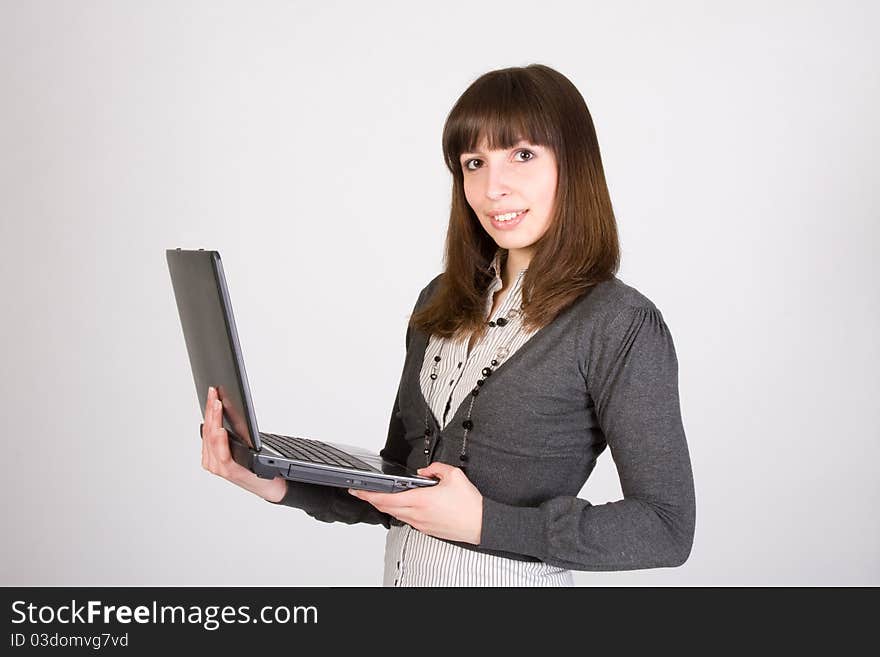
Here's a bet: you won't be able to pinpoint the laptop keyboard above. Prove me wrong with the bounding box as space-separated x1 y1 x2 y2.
259 433 375 472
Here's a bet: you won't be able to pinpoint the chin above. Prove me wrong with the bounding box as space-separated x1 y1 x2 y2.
495 235 537 250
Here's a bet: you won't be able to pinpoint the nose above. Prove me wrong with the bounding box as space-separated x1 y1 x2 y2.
485 164 512 201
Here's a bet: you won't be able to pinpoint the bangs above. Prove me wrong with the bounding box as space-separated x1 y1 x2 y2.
442 71 559 172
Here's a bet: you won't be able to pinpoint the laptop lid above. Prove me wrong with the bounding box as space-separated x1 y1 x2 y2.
166 248 264 452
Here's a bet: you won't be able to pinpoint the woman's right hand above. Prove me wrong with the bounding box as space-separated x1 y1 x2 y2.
201 385 288 503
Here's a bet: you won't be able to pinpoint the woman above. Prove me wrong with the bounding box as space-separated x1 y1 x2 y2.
200 63 696 586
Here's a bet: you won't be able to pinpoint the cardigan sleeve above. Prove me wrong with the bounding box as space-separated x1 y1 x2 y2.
477 305 697 570
264 288 427 528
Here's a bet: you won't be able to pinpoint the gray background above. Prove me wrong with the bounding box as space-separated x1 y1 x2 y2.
1 0 877 586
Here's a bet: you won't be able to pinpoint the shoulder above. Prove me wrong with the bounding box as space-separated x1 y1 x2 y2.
569 276 671 353
573 275 661 318
424 271 444 294
414 272 445 308
414 272 665 329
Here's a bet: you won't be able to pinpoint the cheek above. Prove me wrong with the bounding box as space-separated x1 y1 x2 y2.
538 168 558 206
527 186 556 237
529 175 556 215
463 182 485 223
463 179 479 205
540 173 558 218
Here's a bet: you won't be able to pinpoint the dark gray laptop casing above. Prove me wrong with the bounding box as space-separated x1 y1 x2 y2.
167 248 438 493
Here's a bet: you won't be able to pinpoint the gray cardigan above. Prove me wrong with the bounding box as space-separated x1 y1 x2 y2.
269 273 696 571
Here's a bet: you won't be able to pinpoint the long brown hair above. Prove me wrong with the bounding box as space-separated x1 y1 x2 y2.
410 63 620 342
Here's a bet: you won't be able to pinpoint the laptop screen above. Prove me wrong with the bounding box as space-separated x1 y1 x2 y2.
166 249 262 451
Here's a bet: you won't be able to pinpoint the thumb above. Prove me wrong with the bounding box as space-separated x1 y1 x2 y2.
417 462 457 479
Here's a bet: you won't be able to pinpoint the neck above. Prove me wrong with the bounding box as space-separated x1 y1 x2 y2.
502 247 532 288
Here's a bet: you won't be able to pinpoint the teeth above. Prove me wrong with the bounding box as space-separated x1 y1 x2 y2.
494 210 524 222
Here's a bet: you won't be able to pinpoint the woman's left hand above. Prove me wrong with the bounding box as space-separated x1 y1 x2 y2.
348 461 483 545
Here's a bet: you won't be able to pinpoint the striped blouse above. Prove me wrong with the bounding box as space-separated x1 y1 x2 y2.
382 250 575 587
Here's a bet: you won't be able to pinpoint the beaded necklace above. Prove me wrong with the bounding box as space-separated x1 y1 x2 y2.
421 267 526 473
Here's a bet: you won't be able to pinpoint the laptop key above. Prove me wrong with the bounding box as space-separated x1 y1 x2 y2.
260 433 374 472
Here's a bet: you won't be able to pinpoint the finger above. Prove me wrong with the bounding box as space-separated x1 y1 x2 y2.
201 388 238 478
209 416 231 460
213 399 230 451
350 490 401 504
207 430 234 476
203 388 213 432
417 462 454 479
351 489 418 513
212 391 224 429
203 419 218 472
201 419 211 469
205 400 233 469
201 388 214 469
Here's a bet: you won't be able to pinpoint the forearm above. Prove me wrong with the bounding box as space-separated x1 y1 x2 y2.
267 478 392 527
233 470 288 502
479 484 695 571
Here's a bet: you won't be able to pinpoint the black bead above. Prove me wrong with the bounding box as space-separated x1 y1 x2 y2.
496 317 508 326
430 373 437 380
490 359 498 366
471 388 479 396
482 367 492 377
488 320 496 327
434 355 441 362
476 379 485 387
459 453 469 463
462 419 473 430
424 428 432 436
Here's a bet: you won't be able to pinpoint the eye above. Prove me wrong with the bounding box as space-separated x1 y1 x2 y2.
462 149 535 172
462 157 481 171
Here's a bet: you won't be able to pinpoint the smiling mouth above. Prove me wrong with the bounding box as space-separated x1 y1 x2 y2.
489 209 528 230
491 209 528 222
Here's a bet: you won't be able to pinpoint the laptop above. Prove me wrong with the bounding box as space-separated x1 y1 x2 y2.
166 248 439 493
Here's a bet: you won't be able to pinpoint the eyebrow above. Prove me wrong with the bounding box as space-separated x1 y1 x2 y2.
460 140 534 159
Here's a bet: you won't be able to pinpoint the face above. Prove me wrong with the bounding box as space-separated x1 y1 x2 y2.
459 137 558 260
